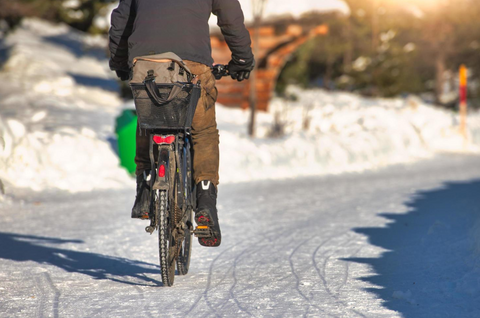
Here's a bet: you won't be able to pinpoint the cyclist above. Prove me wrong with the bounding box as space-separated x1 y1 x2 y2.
109 0 254 247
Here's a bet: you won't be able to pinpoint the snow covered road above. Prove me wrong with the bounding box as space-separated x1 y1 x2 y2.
1 154 480 317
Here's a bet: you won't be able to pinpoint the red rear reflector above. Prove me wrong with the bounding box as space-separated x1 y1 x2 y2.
158 165 166 177
165 135 175 144
153 135 175 144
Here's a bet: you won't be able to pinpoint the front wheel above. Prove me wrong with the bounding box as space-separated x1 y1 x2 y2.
176 138 193 275
157 190 175 286
176 208 193 275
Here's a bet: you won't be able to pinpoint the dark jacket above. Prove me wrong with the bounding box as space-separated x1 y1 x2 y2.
109 0 253 72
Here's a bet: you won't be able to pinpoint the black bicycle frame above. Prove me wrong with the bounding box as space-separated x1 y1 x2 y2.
146 130 194 232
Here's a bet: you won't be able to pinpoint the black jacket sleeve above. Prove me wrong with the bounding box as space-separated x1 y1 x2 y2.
109 0 136 71
212 0 253 63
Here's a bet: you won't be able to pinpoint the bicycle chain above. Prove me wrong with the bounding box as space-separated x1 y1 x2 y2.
174 204 182 224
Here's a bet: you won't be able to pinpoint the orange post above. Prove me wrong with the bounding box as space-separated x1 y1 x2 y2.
459 65 468 142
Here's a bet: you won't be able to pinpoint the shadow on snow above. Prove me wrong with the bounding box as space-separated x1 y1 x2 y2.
0 232 162 286
43 35 121 92
43 34 106 60
69 73 119 92
0 40 10 68
345 180 480 317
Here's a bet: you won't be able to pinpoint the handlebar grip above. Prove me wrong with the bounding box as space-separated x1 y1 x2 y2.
212 64 229 79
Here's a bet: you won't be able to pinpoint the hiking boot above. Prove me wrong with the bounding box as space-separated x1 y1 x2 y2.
195 181 221 247
131 170 151 219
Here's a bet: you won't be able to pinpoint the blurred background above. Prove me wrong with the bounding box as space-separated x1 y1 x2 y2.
0 0 480 192
1 3 480 315
2 0 480 106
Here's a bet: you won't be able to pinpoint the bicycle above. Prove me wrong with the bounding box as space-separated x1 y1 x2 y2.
133 64 229 286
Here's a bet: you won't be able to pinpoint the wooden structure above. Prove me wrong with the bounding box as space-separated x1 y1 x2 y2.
211 23 328 111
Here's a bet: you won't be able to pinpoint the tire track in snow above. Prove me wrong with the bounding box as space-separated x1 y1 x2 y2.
184 244 238 318
328 246 367 318
207 241 271 316
312 233 367 318
204 258 236 316
134 286 154 318
35 272 60 318
331 246 363 295
209 225 297 316
288 236 335 318
315 234 354 296
192 226 294 317
228 218 338 317
226 240 271 317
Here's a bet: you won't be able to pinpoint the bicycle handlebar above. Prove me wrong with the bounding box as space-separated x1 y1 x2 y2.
211 64 229 80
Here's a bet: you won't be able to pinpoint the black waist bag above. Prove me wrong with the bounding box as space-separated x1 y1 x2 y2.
131 81 200 130
130 52 200 130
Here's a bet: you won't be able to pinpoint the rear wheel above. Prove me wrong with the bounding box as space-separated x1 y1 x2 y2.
157 189 175 286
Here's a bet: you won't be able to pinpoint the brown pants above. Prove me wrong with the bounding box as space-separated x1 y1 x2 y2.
135 60 220 186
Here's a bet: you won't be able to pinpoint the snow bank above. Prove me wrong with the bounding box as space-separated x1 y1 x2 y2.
216 87 480 184
1 18 479 193
0 19 132 192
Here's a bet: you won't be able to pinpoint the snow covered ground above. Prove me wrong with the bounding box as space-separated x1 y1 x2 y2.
2 19 479 194
1 18 480 318
214 87 480 183
0 19 132 193
1 153 479 317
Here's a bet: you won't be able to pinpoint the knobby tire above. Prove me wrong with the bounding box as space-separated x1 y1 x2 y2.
176 208 192 275
176 141 193 275
158 189 175 286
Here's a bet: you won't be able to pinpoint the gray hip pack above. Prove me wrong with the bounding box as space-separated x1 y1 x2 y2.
131 52 193 104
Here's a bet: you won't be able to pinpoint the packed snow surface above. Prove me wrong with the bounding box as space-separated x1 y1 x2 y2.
0 153 479 317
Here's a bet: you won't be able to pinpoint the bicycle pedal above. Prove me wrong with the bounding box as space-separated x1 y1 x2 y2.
194 225 211 238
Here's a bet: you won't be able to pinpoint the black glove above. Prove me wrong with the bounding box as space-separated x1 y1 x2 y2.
115 70 130 81
228 56 255 82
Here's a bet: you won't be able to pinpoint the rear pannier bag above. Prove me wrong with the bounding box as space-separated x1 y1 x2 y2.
129 52 201 130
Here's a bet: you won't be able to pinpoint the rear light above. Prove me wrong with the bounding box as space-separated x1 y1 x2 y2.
153 135 175 144
158 164 166 178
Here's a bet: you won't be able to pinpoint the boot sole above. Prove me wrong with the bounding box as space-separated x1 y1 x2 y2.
195 213 221 247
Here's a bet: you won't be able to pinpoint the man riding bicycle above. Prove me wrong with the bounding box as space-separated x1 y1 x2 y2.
109 0 254 247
